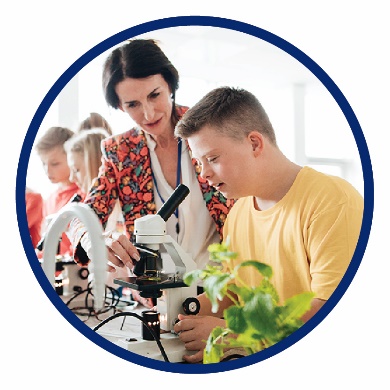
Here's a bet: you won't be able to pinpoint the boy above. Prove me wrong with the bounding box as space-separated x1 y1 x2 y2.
173 87 364 363
35 126 84 256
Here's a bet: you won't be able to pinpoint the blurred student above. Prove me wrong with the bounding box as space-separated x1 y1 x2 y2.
64 128 126 285
77 112 113 135
25 186 43 248
64 128 124 233
35 126 85 256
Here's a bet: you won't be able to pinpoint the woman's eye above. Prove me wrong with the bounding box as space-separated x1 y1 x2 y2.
150 92 160 99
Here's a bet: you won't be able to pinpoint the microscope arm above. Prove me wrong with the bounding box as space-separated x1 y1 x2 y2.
42 203 107 310
162 235 195 280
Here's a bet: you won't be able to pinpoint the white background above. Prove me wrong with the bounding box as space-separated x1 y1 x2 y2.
2 1 388 388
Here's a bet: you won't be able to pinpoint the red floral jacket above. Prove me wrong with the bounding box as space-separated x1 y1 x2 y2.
70 107 234 263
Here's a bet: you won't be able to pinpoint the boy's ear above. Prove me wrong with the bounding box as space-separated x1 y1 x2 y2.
248 131 263 156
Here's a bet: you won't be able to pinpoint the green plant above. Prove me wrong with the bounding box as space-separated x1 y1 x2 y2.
184 240 315 363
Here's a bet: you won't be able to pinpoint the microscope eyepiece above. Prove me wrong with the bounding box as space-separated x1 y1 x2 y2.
156 184 190 222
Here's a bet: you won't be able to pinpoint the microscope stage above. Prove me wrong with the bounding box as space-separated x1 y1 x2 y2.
114 275 187 292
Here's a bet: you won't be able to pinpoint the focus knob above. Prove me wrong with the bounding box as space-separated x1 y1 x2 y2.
182 297 200 315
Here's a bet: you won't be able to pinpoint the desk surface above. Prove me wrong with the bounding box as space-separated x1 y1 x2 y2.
59 287 242 364
60 289 192 362
60 287 149 344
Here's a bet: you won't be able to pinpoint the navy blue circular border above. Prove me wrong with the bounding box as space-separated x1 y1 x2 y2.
16 16 373 374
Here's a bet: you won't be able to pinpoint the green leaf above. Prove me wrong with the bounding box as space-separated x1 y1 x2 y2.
228 284 254 303
237 260 273 279
258 279 280 304
204 274 232 313
183 269 202 286
203 327 226 364
279 292 315 323
199 239 315 362
244 292 278 338
208 241 237 263
225 306 247 334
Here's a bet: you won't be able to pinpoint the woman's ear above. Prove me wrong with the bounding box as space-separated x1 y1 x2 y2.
248 131 264 156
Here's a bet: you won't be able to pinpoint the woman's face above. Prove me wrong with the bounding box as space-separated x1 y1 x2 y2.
115 74 174 136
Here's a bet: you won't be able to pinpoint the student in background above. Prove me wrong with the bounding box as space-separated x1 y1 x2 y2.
64 128 124 233
25 186 43 248
77 112 113 135
64 128 127 286
64 129 109 194
35 126 85 256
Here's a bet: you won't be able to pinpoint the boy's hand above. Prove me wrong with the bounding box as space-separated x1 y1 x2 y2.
173 313 226 363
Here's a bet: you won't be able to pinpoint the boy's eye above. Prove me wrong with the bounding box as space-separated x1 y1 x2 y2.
207 156 218 163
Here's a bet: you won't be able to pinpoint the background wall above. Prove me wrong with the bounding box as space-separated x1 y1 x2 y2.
27 25 363 199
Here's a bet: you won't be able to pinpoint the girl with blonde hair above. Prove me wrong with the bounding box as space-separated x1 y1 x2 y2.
65 128 109 194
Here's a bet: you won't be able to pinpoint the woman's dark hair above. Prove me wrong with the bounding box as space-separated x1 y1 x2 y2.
103 39 180 125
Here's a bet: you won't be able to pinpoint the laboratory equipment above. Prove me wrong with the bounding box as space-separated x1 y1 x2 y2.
114 184 200 361
42 202 107 310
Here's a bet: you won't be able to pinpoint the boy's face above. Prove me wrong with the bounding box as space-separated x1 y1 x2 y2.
187 126 255 199
39 146 71 185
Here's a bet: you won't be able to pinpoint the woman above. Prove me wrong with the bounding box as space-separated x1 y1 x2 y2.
69 39 234 304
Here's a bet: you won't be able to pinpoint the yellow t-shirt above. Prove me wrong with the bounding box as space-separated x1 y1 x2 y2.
223 166 364 303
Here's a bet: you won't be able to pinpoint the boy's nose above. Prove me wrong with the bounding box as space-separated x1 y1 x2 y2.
200 163 212 180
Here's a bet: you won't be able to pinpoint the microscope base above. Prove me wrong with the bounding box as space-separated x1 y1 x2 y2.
118 333 193 362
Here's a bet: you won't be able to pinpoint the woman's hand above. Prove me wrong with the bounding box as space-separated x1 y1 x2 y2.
103 232 141 272
173 314 226 363
104 232 155 308
80 231 155 308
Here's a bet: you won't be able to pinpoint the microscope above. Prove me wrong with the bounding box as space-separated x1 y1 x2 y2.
41 184 200 362
114 184 201 361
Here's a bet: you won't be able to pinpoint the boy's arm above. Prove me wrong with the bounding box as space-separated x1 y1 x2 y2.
301 298 326 323
197 291 234 317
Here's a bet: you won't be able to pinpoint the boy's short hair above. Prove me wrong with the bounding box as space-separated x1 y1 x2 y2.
35 126 75 155
175 86 277 145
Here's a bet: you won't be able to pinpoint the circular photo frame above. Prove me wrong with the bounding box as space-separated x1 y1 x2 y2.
16 16 373 374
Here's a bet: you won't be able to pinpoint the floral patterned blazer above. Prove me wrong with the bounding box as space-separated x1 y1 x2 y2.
70 106 234 264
